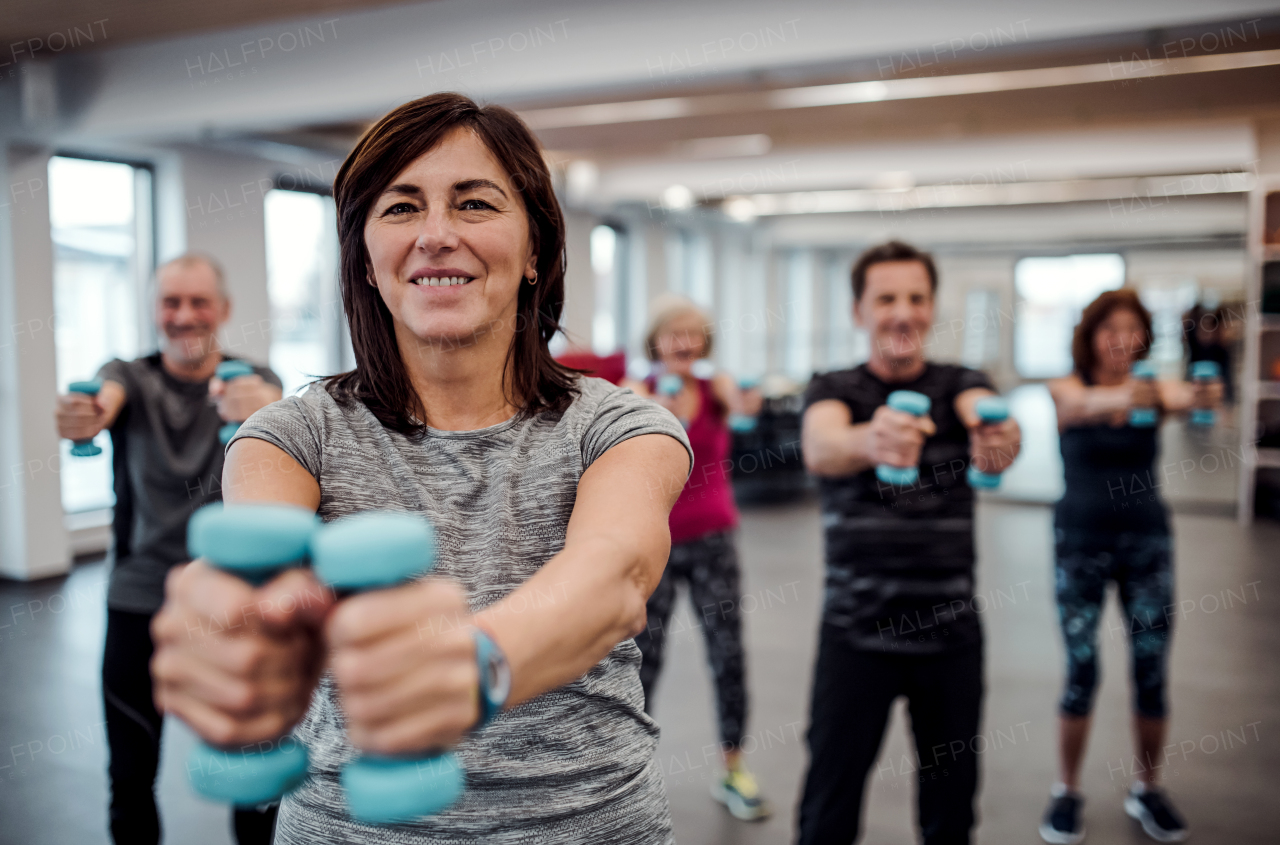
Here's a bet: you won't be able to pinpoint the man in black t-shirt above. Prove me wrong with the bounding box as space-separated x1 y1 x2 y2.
797 241 1021 845
55 253 283 845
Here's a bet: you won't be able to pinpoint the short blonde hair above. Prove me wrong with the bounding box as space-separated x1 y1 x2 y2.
644 294 713 361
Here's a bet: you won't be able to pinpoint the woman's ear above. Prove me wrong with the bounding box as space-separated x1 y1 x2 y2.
524 254 538 281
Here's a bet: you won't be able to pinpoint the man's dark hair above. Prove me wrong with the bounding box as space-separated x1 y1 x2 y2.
850 240 938 301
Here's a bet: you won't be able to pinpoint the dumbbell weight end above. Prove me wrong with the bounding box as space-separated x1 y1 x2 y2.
342 753 465 824
188 740 309 806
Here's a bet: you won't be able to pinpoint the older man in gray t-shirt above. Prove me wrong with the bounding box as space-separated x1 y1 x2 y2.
54 253 282 845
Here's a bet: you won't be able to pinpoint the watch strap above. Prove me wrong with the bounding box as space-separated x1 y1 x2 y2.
473 628 509 729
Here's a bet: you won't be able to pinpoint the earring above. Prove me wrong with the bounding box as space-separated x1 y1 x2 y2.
526 271 538 286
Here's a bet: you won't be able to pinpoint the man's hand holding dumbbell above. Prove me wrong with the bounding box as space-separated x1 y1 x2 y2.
208 368 281 430
956 392 1021 479
865 401 936 472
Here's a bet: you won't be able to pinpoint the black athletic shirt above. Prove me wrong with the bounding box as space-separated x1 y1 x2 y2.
804 363 993 655
1054 372 1169 537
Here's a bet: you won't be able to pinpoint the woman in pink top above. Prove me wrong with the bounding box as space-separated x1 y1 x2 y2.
624 296 770 822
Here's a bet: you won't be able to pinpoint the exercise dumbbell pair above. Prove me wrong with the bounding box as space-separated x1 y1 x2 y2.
186 504 481 823
873 390 1010 489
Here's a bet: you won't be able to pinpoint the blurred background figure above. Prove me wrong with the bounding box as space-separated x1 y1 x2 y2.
1183 303 1236 405
54 254 282 845
1042 290 1220 845
798 241 1020 845
623 295 770 822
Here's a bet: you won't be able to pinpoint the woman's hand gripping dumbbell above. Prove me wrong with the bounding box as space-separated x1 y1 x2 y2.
151 503 333 805
313 511 507 824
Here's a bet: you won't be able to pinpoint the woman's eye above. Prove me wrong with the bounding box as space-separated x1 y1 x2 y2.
460 199 494 211
384 202 416 216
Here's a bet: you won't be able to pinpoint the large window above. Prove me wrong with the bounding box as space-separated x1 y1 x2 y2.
264 188 345 397
590 223 626 355
49 155 153 513
1014 254 1125 378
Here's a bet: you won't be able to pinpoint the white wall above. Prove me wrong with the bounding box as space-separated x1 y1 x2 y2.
0 145 71 580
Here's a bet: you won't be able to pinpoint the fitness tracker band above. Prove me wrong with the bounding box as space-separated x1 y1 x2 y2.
473 628 510 728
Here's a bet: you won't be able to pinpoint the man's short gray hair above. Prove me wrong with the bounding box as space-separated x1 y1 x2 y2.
156 252 229 300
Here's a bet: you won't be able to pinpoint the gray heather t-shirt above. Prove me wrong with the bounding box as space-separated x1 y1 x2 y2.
231 376 690 845
98 353 280 614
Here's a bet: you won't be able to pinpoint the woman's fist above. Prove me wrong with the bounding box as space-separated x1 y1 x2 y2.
151 562 333 749
327 579 480 756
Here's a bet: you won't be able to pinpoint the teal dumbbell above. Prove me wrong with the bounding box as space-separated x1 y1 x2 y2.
216 360 256 444
875 390 932 486
656 373 683 397
967 397 1009 489
310 512 465 824
1189 360 1221 427
185 502 320 805
1129 360 1158 427
67 380 104 457
728 414 757 433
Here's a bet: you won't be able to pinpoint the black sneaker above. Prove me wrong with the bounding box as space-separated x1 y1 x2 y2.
1039 785 1086 844
1125 784 1188 842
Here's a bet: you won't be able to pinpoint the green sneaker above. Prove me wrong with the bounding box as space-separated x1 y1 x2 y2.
710 763 772 821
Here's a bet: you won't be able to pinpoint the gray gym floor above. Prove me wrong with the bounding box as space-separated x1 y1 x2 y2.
2 497 1276 844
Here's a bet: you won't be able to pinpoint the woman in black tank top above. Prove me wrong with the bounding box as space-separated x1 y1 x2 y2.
1037 290 1221 845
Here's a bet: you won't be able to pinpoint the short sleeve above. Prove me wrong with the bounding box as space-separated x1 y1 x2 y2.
804 371 848 410
96 358 131 390
230 392 324 478
953 366 995 395
580 381 693 476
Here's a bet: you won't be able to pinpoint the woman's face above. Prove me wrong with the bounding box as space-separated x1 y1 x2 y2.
654 312 708 376
1092 307 1147 374
363 126 536 354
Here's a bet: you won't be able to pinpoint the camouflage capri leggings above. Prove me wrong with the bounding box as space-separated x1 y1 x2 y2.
1054 529 1174 719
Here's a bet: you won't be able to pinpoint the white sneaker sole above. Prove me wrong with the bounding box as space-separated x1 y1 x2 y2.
709 781 770 822
1038 820 1086 845
1125 796 1189 843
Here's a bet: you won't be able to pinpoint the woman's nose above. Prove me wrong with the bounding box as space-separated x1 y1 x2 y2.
415 210 460 252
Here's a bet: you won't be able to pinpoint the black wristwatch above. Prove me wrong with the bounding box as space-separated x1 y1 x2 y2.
473 628 510 729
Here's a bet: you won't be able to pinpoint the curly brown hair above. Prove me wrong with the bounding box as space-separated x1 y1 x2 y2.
1071 289 1153 376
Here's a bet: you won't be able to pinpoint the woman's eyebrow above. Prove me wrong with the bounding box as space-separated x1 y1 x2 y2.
454 178 508 198
379 183 422 199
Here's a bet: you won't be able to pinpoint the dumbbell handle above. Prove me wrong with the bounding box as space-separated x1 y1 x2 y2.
184 503 318 805
311 513 465 824
875 390 931 486
67 380 104 457
1129 361 1159 427
1189 361 1220 426
216 360 256 444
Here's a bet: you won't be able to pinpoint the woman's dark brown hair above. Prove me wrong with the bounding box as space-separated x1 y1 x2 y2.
325 92 578 435
1071 288 1153 376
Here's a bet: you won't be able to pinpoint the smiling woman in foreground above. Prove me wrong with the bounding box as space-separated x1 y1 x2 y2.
149 93 691 844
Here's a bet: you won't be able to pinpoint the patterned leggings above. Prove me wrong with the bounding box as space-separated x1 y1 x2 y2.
634 530 748 748
1054 529 1174 719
